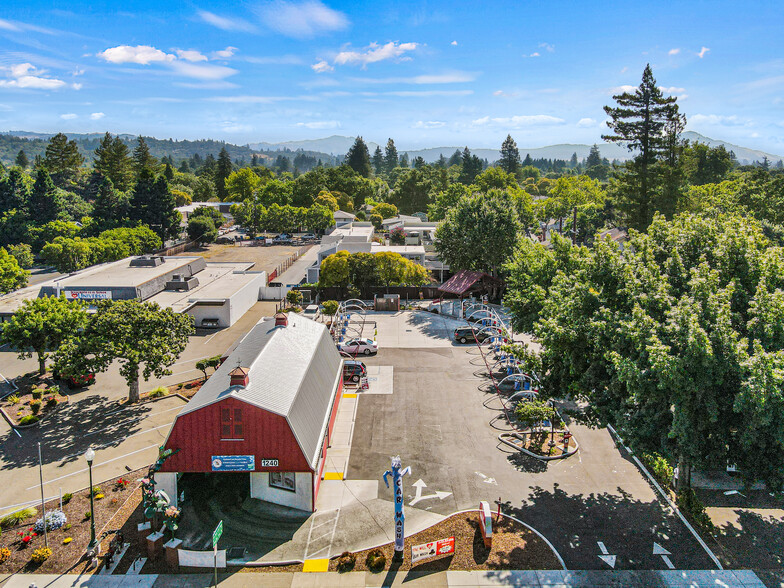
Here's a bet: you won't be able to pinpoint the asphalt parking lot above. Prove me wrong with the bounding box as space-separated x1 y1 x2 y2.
347 310 718 571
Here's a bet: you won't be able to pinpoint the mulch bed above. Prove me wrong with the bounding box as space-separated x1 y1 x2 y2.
520 431 575 457
0 468 145 575
328 512 561 573
0 371 70 426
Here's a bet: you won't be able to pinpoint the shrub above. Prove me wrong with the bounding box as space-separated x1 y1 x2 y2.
84 511 91 520
19 415 40 426
7 394 20 404
95 493 104 500
63 523 71 530
366 548 386 572
0 546 10 563
62 493 73 505
91 486 102 496
641 452 674 489
31 388 43 400
46 396 58 409
336 551 356 573
34 510 67 533
115 478 130 491
31 547 52 564
30 400 41 415
48 385 60 395
63 537 72 544
0 506 37 529
147 386 168 398
677 487 716 534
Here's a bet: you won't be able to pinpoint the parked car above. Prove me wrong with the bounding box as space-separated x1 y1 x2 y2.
342 360 367 383
216 236 234 244
302 304 320 320
338 338 378 355
454 327 488 344
273 233 292 244
302 233 317 241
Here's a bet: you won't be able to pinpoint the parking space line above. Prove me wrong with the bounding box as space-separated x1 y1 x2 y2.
26 443 161 490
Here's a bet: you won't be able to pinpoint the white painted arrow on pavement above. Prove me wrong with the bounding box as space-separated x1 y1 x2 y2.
653 542 674 569
597 541 616 568
410 479 452 506
475 471 497 485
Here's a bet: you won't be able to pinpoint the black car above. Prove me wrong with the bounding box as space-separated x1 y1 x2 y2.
342 360 367 383
454 327 488 344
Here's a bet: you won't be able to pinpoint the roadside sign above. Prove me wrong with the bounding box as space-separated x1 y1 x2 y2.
211 455 255 471
212 520 223 548
411 537 455 564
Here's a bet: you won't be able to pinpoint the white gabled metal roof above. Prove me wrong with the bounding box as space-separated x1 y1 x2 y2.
177 312 343 469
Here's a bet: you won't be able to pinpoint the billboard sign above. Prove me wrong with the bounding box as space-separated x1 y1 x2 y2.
479 501 492 548
211 455 255 471
64 290 112 300
411 537 455 564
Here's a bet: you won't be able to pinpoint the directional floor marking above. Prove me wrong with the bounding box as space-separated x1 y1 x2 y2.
475 471 498 485
409 479 452 506
597 541 617 568
653 542 675 569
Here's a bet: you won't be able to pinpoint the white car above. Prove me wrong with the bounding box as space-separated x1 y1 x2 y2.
338 338 378 355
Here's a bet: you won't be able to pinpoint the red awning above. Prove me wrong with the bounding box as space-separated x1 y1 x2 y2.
438 269 499 296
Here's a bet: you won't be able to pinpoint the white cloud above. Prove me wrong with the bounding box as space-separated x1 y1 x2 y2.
169 61 238 80
668 48 681 55
529 52 540 58
90 112 105 120
212 46 238 59
197 10 256 33
690 114 748 126
539 42 555 53
208 95 316 103
577 117 597 128
71 82 82 90
356 72 477 84
60 113 77 120
334 41 418 67
176 80 239 89
0 63 67 90
620 66 628 74
659 86 686 93
697 46 710 58
295 120 341 129
245 55 303 65
413 120 446 129
610 84 637 94
176 49 208 62
99 45 175 65
380 89 472 97
0 17 58 35
451 41 458 46
311 60 334 73
259 0 349 38
472 114 565 128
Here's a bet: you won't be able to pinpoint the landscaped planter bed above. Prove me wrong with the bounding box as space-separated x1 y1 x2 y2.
0 372 72 427
0 468 143 575
328 511 561 573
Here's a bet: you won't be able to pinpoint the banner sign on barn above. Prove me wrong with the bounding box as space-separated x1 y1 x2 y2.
411 537 455 564
211 455 255 471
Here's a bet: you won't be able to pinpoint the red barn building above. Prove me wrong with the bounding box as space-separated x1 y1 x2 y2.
156 312 343 512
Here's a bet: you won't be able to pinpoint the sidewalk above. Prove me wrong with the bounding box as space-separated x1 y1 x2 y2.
0 569 767 587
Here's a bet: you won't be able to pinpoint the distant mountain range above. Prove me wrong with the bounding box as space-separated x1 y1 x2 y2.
3 130 781 167
250 132 783 166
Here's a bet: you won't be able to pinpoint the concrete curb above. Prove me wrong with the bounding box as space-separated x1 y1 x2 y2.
0 394 70 430
498 432 579 461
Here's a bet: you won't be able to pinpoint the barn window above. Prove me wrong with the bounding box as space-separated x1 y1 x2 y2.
220 407 244 439
269 472 296 492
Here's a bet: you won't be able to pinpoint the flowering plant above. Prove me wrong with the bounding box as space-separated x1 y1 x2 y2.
115 477 130 490
34 509 67 533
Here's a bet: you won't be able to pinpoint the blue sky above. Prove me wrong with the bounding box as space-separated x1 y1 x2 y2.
0 1 782 154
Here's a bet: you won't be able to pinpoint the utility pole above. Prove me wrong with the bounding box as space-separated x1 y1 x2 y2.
38 442 48 548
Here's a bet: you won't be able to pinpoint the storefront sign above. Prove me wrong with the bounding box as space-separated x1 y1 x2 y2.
211 455 255 471
260 459 279 467
479 501 492 548
64 290 112 300
411 537 455 564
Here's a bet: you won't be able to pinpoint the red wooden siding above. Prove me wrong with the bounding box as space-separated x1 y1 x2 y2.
160 397 312 474
313 377 343 504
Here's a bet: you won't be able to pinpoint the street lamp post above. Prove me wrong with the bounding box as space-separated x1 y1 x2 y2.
85 448 97 553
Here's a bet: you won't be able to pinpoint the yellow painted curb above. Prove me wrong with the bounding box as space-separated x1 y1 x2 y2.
324 472 344 480
303 558 329 572
343 393 357 398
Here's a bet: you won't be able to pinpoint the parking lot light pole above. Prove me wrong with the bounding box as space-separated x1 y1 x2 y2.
85 448 97 552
